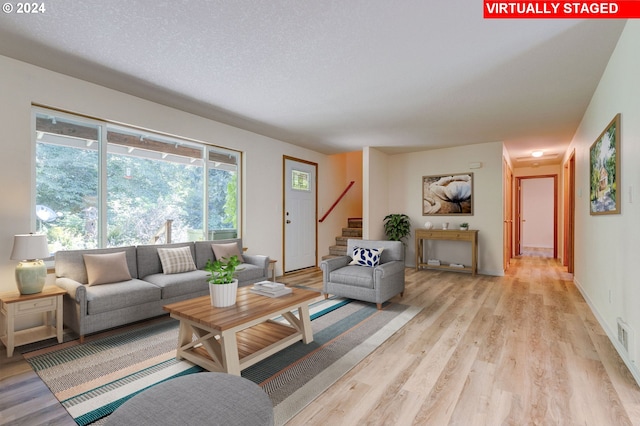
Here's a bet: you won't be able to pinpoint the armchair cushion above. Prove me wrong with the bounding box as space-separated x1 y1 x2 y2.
349 246 383 267
329 265 375 289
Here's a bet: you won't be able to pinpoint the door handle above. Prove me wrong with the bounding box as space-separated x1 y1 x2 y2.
286 220 291 224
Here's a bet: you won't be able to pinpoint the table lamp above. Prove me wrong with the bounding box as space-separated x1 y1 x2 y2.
10 233 50 294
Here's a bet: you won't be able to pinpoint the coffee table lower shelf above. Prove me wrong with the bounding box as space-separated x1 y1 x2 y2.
179 320 303 373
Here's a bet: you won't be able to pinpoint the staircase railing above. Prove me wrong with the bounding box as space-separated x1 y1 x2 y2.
150 219 173 244
319 181 355 223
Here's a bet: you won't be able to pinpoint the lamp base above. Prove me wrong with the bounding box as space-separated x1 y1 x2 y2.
15 260 46 295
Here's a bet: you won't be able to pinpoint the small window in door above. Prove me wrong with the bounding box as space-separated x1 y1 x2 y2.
291 170 310 191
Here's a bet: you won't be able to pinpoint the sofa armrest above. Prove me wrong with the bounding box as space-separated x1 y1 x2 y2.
373 260 405 280
55 277 87 304
242 254 269 274
320 256 351 274
242 254 268 267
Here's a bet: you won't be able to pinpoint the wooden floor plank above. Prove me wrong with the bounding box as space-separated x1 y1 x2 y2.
2 252 640 425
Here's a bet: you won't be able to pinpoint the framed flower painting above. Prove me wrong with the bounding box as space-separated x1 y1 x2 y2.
422 173 473 215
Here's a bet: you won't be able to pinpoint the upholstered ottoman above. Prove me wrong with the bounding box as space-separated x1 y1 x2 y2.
106 372 274 425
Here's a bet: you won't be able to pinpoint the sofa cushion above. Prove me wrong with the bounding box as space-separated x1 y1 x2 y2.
85 279 161 315
194 239 244 269
211 242 244 263
83 251 132 286
235 264 266 285
157 246 197 274
329 265 374 289
56 246 138 283
349 247 383 267
144 270 209 299
137 243 195 278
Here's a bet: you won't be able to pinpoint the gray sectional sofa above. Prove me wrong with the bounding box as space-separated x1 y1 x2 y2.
54 239 269 341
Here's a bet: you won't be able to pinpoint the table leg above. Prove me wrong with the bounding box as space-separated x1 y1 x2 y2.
56 295 63 343
219 330 241 375
6 304 15 358
299 304 313 344
176 321 193 360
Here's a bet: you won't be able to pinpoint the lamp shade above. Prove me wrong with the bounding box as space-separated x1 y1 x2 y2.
11 234 50 261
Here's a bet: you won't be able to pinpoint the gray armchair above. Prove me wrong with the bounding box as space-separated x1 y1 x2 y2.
320 239 405 309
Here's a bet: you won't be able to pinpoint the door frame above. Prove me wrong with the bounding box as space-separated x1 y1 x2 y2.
563 150 576 272
503 158 514 271
282 155 318 274
515 174 558 258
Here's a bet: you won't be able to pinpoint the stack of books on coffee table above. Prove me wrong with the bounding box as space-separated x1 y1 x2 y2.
250 281 292 298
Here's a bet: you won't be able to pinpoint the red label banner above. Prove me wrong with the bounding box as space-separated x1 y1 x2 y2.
484 1 640 18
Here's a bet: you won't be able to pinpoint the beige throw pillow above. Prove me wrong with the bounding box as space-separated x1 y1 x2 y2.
157 246 197 274
211 242 244 263
83 251 132 286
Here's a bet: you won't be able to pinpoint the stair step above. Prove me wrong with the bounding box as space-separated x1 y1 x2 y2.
342 228 362 237
347 218 363 228
321 254 343 261
336 236 362 245
329 245 347 256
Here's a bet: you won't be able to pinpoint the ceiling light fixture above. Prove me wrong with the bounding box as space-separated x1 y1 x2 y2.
531 150 544 158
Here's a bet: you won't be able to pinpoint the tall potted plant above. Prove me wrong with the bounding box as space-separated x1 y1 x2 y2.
204 255 242 307
383 213 412 246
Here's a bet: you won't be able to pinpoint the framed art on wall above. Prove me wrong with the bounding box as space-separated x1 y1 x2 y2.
590 113 620 215
423 173 473 215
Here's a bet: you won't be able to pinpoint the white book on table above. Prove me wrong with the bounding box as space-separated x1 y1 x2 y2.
254 281 286 290
250 287 292 298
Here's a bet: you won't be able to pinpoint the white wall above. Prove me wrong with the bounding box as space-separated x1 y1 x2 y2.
0 55 344 292
566 21 640 381
385 142 505 275
363 147 389 240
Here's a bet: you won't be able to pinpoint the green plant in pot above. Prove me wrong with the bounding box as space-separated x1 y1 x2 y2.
459 222 469 230
204 255 243 307
383 214 412 245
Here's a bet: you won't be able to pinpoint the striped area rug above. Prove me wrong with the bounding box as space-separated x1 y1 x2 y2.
24 297 421 426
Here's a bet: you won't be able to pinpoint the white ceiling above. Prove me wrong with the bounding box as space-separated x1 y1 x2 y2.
0 1 626 166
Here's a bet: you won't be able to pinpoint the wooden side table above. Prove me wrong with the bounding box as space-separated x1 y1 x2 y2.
0 286 65 357
268 259 277 281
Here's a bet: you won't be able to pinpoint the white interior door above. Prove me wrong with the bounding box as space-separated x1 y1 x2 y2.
284 158 317 272
522 177 554 249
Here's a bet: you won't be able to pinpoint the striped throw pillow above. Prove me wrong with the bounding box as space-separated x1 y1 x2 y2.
157 246 197 274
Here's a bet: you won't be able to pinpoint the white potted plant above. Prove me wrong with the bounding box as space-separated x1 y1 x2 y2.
459 222 469 230
204 255 242 307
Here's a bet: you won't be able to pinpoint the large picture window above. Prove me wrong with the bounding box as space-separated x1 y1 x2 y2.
34 108 241 253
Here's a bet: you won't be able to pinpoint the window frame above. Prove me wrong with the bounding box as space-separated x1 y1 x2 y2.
32 106 243 251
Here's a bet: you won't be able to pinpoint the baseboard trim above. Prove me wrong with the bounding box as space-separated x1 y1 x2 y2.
573 276 640 386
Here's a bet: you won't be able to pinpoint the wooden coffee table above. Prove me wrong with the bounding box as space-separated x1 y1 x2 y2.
163 286 319 375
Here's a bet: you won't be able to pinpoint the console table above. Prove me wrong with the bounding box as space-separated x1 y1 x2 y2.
415 229 479 275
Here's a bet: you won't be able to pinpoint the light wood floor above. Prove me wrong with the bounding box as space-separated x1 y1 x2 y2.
2 254 640 425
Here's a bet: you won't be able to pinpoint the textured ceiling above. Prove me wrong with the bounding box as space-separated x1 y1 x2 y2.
0 1 626 165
